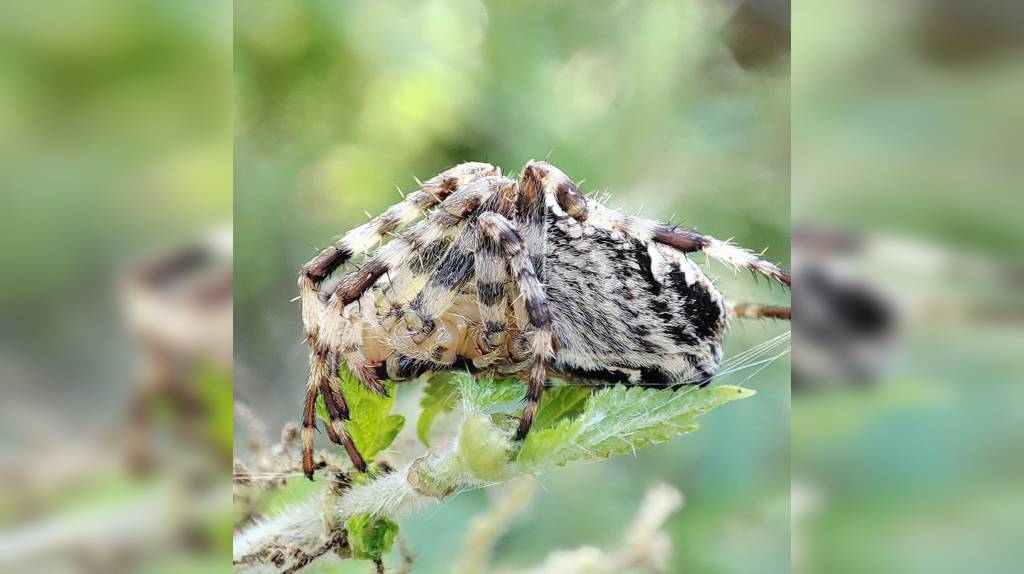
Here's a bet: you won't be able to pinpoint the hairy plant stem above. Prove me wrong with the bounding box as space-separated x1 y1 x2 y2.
233 427 494 572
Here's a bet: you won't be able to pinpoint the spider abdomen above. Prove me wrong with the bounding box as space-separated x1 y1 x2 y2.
543 216 726 387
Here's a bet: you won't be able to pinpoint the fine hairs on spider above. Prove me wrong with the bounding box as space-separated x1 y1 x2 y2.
298 160 790 478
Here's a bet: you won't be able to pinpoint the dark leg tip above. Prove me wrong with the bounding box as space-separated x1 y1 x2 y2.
513 413 534 442
352 455 368 473
362 376 390 397
303 455 316 481
342 436 369 473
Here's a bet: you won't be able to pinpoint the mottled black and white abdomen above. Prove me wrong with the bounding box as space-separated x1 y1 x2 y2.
544 213 727 387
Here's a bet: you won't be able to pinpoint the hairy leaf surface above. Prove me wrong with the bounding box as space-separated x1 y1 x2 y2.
516 385 755 469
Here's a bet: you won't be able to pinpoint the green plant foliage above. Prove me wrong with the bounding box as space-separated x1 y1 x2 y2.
194 363 233 455
316 365 405 462
251 375 758 573
441 379 754 483
416 373 460 447
459 414 510 480
516 385 756 469
418 376 592 446
456 373 525 410
319 369 751 477
344 514 399 562
530 382 594 431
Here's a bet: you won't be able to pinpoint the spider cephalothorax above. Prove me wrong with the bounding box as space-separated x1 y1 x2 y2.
299 160 790 478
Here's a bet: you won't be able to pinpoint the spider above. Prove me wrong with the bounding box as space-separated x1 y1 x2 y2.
298 161 790 478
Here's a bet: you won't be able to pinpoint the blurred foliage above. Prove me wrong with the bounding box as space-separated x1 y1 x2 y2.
793 0 1023 256
1 1 231 572
197 363 236 456
793 0 1024 572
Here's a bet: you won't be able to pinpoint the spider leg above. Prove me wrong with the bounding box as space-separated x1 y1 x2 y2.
656 226 791 287
522 160 589 222
467 162 553 363
322 352 367 470
330 177 511 308
318 176 508 391
401 178 518 344
302 298 369 477
300 162 497 286
300 381 320 478
508 167 554 438
329 177 509 401
302 348 367 478
325 179 509 405
474 228 511 356
477 213 554 442
514 161 552 283
729 302 791 321
298 162 498 348
583 200 791 287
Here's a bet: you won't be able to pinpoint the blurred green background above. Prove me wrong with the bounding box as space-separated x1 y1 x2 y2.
1 1 231 572
234 1 790 572
792 1 1024 572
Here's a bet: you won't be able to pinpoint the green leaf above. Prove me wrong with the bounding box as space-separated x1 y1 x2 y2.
416 373 460 447
531 383 593 431
514 416 582 468
418 374 540 446
458 373 525 411
316 364 405 462
459 414 510 480
345 513 399 561
517 385 755 469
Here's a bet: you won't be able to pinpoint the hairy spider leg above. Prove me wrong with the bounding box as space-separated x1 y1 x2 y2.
327 178 501 378
409 162 557 370
515 162 551 282
376 209 554 439
300 176 501 479
476 213 555 441
402 178 518 347
381 178 521 380
299 162 497 341
522 160 589 222
581 200 791 288
303 287 366 476
300 382 323 478
473 198 515 359
729 302 791 320
330 178 507 308
300 162 497 283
